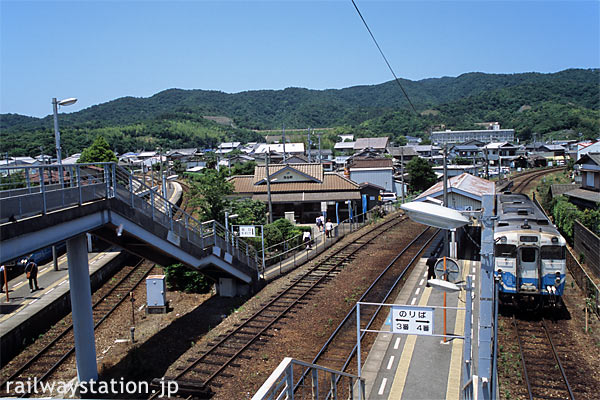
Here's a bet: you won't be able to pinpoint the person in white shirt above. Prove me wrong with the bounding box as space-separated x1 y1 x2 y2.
325 219 334 238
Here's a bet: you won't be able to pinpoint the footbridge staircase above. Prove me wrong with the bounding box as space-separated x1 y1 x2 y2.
0 163 263 290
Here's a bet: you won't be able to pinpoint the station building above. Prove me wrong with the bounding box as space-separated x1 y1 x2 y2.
227 163 366 223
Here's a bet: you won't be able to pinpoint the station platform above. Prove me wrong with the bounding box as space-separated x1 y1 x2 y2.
361 256 480 399
0 249 126 366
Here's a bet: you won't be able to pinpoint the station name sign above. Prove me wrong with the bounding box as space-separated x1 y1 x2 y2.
239 225 256 238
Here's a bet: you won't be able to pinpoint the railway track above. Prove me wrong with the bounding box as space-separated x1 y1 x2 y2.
0 260 155 397
294 226 440 398
498 167 563 194
513 316 575 400
149 213 408 398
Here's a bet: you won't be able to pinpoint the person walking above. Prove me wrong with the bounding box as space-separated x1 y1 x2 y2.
315 215 323 233
24 259 40 293
325 219 334 238
303 231 312 249
426 255 437 287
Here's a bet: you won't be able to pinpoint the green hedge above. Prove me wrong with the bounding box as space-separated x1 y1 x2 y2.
164 263 212 293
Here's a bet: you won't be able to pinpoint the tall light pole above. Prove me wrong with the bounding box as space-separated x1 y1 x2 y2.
52 97 77 186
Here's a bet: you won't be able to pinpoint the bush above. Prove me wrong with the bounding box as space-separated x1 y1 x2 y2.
164 263 212 293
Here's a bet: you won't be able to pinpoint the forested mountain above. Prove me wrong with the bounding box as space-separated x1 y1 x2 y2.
1 69 598 156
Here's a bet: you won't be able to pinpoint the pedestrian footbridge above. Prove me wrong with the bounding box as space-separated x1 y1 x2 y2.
0 163 262 291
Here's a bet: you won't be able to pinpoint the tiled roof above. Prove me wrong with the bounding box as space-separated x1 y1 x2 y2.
389 147 418 157
252 173 359 193
334 141 356 150
576 152 600 166
227 175 254 194
550 184 581 198
354 137 389 150
348 158 393 169
253 163 323 184
416 173 494 200
564 188 600 204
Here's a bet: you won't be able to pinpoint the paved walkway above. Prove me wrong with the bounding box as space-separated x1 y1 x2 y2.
362 257 480 399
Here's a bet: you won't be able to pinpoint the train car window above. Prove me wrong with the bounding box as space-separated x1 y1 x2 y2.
541 245 565 260
521 247 537 262
495 244 516 258
520 236 538 242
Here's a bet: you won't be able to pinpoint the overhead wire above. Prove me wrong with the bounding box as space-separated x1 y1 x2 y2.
350 0 418 115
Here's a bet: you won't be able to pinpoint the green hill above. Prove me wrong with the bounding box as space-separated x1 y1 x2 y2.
1 68 598 156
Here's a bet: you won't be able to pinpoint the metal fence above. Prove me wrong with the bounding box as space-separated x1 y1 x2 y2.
262 202 399 279
0 163 261 273
252 357 364 400
532 196 600 317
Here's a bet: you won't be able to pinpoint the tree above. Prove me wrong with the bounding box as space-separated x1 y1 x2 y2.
406 157 437 193
77 135 118 163
187 169 233 222
230 199 266 225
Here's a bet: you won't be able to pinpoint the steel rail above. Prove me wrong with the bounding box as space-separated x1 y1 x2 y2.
295 227 440 392
512 316 533 400
513 316 574 400
149 213 407 397
542 319 575 400
0 259 150 393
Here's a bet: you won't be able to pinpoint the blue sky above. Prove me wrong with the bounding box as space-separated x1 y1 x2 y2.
1 0 598 118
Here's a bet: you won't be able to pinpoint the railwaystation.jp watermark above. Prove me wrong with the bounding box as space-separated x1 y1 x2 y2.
4 377 179 398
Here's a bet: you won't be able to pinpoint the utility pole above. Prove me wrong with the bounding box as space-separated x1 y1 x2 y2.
282 124 287 163
307 128 311 163
400 146 405 204
485 146 489 180
266 151 273 223
443 144 449 258
318 132 322 163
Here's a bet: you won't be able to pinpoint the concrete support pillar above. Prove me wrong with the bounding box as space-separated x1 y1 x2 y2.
67 235 98 382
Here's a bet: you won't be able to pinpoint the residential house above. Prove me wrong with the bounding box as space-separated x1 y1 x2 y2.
565 153 600 209
334 141 356 155
216 142 242 155
346 157 394 193
253 143 305 157
483 142 518 167
414 173 495 211
354 137 389 153
577 141 600 160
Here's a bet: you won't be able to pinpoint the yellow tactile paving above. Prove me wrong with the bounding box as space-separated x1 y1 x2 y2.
445 259 469 400
387 286 433 399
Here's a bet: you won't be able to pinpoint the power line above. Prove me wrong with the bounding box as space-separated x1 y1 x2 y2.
350 0 418 115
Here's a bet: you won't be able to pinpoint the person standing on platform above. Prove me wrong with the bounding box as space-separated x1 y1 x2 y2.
325 219 334 238
426 255 437 287
0 265 5 293
24 259 40 293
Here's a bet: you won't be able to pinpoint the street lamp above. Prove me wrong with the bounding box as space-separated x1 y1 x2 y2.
52 97 77 185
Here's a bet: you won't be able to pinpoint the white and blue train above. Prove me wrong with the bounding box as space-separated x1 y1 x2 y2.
494 193 567 307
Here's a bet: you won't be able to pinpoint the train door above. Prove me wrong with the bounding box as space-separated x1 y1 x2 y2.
517 246 539 292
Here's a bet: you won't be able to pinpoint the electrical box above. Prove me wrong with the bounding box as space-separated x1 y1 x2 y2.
146 275 167 307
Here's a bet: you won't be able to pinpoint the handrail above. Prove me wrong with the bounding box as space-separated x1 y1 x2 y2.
252 357 364 400
0 163 260 273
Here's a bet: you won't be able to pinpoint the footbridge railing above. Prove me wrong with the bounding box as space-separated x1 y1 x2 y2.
252 357 364 400
0 163 261 273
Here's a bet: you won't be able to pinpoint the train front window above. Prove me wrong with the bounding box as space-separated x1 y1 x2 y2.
521 247 537 263
495 244 516 258
541 245 565 260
